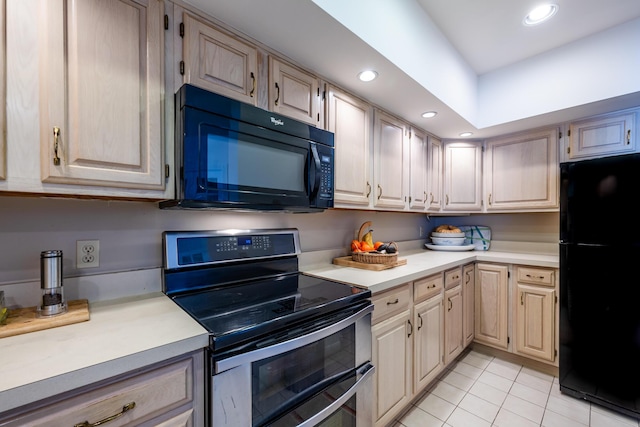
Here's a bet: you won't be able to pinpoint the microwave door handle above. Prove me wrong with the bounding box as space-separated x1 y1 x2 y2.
309 143 321 198
298 363 375 427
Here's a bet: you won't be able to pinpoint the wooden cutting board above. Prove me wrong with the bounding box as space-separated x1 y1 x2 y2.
0 299 90 339
333 256 407 271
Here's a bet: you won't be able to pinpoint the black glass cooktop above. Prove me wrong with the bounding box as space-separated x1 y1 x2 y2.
171 272 370 352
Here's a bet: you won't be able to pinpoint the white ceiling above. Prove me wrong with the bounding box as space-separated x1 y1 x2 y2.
182 0 640 139
417 0 640 75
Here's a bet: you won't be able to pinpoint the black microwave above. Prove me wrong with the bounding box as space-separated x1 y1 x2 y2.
160 84 334 212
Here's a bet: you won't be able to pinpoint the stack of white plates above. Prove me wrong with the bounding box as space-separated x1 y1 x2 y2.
426 231 475 251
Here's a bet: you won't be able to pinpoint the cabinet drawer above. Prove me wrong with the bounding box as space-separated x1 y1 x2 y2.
372 284 411 324
517 267 555 287
3 358 194 427
414 273 443 302
444 267 462 289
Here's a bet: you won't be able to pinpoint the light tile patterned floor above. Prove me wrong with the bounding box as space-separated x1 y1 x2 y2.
393 349 640 427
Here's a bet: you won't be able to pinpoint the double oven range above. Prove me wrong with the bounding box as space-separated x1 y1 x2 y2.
162 229 374 426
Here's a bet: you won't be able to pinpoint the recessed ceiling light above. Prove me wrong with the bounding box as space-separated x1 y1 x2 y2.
358 70 378 82
523 4 558 26
459 132 473 137
421 111 437 118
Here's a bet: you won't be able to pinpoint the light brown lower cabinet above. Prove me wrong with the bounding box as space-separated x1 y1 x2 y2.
514 266 557 363
474 263 509 350
372 273 449 427
0 351 205 427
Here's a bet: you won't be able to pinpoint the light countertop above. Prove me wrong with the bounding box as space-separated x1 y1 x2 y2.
0 292 209 415
303 248 559 294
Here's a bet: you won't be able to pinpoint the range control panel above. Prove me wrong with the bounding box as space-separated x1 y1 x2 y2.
163 229 301 269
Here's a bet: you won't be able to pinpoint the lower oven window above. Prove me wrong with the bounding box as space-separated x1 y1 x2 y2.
252 325 355 426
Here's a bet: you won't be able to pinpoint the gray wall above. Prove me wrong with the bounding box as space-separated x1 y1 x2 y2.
0 195 559 285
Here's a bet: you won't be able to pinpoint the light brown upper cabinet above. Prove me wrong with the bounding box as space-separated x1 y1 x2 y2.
181 12 258 106
484 127 558 211
0 0 5 180
426 136 443 212
373 110 408 210
408 127 428 211
269 57 323 128
567 109 637 161
327 86 373 208
443 141 483 212
38 0 165 191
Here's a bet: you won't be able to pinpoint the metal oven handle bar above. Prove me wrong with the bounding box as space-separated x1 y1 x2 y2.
215 303 373 373
298 363 375 427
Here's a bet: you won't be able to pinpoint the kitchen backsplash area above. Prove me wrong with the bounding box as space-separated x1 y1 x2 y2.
0 195 559 306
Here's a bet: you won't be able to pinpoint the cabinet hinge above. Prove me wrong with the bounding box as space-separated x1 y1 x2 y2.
507 271 510 278
507 336 510 344
567 129 571 137
179 22 185 38
164 14 169 30
554 349 558 357
555 295 558 303
165 164 170 178
481 146 485 152
559 131 562 139
567 147 571 154
317 113 320 122
179 60 185 75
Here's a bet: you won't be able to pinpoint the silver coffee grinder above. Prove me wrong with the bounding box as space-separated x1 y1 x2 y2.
37 250 68 317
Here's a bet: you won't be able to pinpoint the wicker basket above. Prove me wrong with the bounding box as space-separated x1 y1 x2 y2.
352 242 399 265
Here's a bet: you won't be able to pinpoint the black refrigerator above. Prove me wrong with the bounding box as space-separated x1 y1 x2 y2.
560 153 640 419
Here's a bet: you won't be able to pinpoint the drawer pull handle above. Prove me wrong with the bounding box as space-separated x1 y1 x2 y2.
526 274 545 279
74 402 136 427
386 298 399 305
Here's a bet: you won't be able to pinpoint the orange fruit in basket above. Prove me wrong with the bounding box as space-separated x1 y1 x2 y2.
351 240 361 251
360 242 374 251
374 241 383 250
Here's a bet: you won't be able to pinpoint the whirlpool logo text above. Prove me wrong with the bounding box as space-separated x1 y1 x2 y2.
270 117 284 126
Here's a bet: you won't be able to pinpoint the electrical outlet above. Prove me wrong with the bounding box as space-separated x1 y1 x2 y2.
77 240 100 268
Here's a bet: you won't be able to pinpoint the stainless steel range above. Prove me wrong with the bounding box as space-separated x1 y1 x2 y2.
162 229 374 427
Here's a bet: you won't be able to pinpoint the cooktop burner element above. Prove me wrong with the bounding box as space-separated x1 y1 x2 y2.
162 229 371 352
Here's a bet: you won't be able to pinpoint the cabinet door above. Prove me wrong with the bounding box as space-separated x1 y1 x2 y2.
182 12 258 105
373 110 407 210
515 284 556 362
443 141 482 211
475 263 509 349
372 309 412 427
463 263 475 347
39 0 165 190
327 86 372 207
568 110 636 160
269 57 322 127
485 128 558 211
408 127 428 211
0 0 5 180
414 293 444 394
444 284 463 364
426 136 442 212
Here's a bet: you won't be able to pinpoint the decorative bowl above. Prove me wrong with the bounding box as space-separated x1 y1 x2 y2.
430 236 466 246
431 231 465 238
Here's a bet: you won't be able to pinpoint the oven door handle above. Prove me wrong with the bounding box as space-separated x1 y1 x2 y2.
215 303 373 373
298 362 375 427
